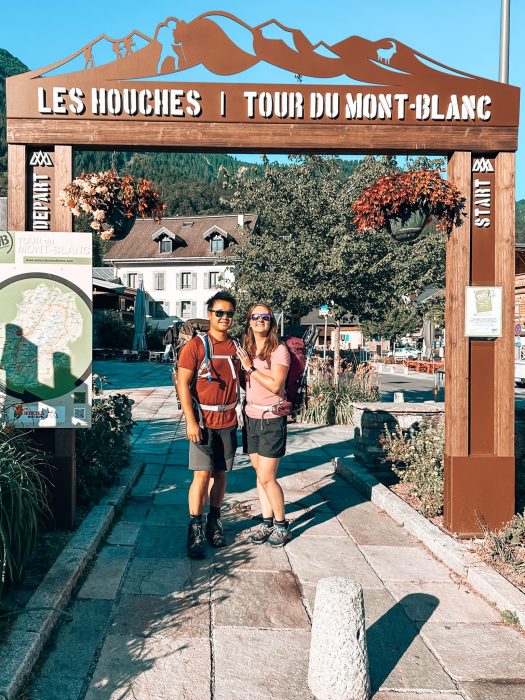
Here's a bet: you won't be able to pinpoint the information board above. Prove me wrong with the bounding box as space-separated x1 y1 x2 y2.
0 231 92 427
464 286 502 338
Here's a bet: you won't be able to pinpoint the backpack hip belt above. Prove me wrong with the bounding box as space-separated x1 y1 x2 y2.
198 401 238 413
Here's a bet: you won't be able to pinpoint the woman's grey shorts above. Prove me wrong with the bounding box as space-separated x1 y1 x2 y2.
189 425 238 472
245 415 287 458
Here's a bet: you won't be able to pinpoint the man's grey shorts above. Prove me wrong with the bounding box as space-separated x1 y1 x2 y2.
189 425 238 472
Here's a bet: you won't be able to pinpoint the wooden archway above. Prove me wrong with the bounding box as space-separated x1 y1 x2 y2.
5 11 520 535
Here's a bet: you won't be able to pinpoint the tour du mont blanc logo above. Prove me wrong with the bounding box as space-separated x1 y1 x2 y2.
472 157 494 173
29 151 53 167
0 231 14 259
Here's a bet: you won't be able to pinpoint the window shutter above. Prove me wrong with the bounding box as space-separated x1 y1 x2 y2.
122 273 128 286
176 273 181 290
191 301 197 318
204 272 209 289
192 272 197 290
176 301 182 318
160 272 165 290
163 301 170 315
203 302 209 317
137 273 144 287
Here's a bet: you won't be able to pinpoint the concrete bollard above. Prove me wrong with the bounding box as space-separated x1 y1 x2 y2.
308 577 370 700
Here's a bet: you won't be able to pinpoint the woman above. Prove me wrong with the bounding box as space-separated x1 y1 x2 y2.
237 304 291 547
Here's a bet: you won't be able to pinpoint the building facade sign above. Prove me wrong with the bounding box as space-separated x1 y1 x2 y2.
0 231 93 428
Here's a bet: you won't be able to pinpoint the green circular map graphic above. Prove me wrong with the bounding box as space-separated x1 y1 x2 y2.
0 274 92 401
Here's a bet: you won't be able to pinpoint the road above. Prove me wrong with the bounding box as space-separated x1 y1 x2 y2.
377 368 525 408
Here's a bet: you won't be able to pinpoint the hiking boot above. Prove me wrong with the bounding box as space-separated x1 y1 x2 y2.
205 515 226 548
268 522 291 548
187 521 206 559
249 522 275 545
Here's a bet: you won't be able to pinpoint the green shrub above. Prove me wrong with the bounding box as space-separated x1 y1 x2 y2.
0 428 51 596
381 419 444 517
145 323 164 350
482 511 525 579
299 364 379 424
76 392 135 506
95 311 134 348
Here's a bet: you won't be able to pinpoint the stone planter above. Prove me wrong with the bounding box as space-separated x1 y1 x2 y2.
350 401 444 473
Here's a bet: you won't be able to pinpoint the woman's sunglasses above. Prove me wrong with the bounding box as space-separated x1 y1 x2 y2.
211 310 234 318
251 313 271 321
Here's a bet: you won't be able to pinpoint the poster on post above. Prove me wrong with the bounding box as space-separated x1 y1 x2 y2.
464 286 502 338
0 231 92 428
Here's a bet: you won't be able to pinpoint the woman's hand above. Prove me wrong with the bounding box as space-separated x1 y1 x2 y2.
236 346 253 372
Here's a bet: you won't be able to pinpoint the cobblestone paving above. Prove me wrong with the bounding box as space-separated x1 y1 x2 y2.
21 361 525 700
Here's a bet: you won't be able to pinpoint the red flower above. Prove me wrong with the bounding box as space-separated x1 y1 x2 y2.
352 169 465 235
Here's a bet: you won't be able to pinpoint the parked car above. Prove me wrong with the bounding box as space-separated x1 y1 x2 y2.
388 346 421 360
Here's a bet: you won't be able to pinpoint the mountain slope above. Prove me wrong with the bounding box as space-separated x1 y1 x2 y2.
0 49 29 195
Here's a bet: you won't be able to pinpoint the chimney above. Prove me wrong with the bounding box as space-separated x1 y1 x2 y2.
237 213 244 228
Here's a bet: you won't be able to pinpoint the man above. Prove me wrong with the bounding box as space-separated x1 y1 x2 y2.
162 321 179 361
177 291 239 558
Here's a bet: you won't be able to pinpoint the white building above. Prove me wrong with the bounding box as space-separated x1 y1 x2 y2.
104 213 256 329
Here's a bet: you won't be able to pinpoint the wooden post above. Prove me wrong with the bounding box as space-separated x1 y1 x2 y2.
445 151 515 535
52 145 76 529
7 144 27 230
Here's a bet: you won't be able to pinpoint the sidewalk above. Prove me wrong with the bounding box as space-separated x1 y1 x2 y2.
23 362 525 699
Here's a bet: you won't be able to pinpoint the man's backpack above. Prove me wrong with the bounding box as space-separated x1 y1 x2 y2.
174 319 210 358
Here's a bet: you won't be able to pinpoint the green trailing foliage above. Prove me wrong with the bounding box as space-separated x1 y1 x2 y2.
0 427 51 597
381 419 445 518
76 384 135 506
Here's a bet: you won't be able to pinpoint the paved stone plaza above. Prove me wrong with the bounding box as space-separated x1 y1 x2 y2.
23 362 525 699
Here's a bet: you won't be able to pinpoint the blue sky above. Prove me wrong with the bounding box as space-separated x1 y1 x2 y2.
2 0 524 198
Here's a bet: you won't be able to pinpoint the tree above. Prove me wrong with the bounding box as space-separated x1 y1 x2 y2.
222 155 395 319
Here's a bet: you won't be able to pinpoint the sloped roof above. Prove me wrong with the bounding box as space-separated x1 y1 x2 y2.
103 214 256 262
93 266 117 281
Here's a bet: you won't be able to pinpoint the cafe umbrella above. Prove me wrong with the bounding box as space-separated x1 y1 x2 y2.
132 280 147 353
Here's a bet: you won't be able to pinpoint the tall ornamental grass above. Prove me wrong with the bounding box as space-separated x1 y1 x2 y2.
0 428 50 596
299 364 379 424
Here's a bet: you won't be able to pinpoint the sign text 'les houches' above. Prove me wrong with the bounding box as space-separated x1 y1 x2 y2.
7 12 520 127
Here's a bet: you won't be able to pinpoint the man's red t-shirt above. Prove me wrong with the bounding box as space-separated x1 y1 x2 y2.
178 334 239 429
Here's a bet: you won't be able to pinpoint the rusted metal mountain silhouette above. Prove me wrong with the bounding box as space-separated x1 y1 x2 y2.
23 11 500 90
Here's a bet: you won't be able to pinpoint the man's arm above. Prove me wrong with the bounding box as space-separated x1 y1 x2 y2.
176 367 202 443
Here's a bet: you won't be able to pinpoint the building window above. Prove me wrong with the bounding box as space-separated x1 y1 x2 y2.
211 236 224 253
127 273 137 288
209 271 219 289
181 272 191 289
181 300 192 318
154 272 165 290
160 239 172 253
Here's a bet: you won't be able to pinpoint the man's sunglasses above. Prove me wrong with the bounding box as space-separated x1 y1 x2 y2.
251 313 271 321
211 309 234 318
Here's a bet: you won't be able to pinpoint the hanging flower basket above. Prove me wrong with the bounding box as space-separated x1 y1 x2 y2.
106 206 136 239
351 169 466 242
385 210 429 242
58 170 166 240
